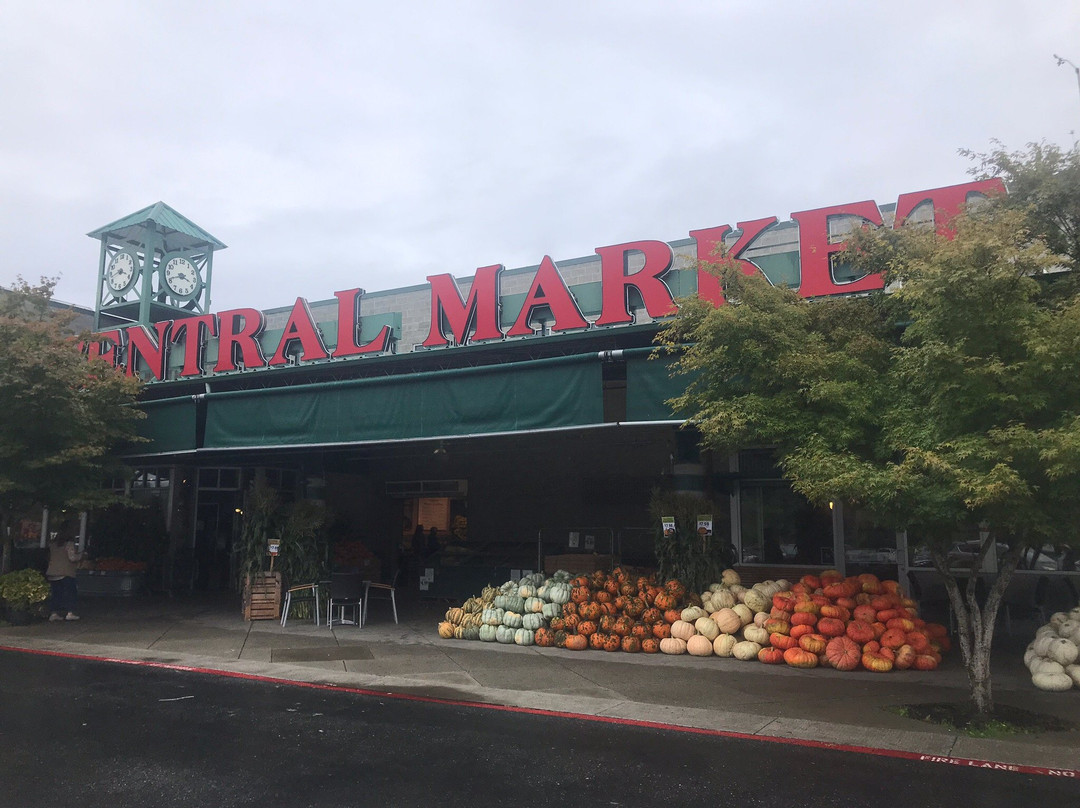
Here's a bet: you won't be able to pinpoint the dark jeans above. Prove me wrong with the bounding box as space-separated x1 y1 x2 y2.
49 576 77 614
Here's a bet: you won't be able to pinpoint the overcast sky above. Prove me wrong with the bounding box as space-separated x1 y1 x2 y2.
2 2 1079 313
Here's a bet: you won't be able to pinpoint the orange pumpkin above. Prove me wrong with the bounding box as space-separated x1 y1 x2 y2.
894 644 916 670
577 620 598 637
798 633 827 655
641 607 663 625
857 573 881 594
764 618 792 635
641 638 660 654
571 586 591 604
613 616 634 637
565 634 588 651
758 646 785 664
783 647 819 668
816 617 846 638
886 617 915 633
564 613 581 630
562 602 578 617
824 636 860 671
790 624 815 640
819 604 850 621
651 622 672 639
772 593 795 611
870 621 887 640
770 633 799 651
845 620 875 644
793 600 820 616
875 608 901 623
861 651 894 672
603 634 621 652
914 654 940 671
853 604 877 623
800 574 821 590
589 631 607 650
621 636 642 653
595 590 613 604
534 627 555 647
579 601 602 621
653 591 677 611
630 622 651 640
790 611 817 627
663 609 682 624
879 628 906 650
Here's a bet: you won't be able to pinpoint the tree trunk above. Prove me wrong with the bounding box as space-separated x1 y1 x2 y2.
930 532 1021 717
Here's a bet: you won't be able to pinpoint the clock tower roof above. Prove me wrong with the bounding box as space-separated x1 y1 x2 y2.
87 202 227 252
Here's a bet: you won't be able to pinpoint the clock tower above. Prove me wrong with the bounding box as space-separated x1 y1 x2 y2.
89 202 226 329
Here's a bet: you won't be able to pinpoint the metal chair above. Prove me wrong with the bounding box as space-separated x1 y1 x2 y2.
280 581 322 627
327 572 365 629
363 569 400 625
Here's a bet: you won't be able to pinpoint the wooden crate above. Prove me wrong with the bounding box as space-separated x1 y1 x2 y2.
243 571 282 621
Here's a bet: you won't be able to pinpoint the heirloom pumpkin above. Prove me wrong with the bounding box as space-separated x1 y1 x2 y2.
660 637 688 655
824 636 860 671
732 640 762 661
671 620 697 641
758 646 785 664
686 635 714 656
783 647 819 668
713 633 738 657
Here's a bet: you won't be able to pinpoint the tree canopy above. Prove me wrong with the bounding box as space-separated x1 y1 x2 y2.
0 278 144 569
657 143 1080 713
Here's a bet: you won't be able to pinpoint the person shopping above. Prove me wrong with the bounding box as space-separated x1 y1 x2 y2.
46 527 83 622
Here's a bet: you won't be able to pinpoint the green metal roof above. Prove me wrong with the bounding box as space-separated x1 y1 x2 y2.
87 202 227 250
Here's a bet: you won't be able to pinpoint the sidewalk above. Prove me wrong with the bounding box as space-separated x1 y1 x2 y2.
2 591 1078 772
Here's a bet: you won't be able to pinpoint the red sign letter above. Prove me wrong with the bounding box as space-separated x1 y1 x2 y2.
171 315 218 378
423 264 503 347
790 200 885 298
893 178 1006 232
594 240 675 326
125 321 173 381
83 329 124 369
505 256 589 336
214 308 267 373
268 298 330 366
331 288 394 357
691 217 778 306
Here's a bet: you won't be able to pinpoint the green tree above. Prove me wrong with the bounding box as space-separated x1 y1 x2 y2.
657 196 1080 716
0 277 144 572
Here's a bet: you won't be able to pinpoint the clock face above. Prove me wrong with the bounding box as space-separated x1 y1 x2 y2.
106 251 138 293
162 256 200 300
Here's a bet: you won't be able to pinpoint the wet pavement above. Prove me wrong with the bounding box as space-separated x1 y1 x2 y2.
2 590 1078 773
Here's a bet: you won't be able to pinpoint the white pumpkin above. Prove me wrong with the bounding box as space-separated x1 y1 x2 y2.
1035 625 1057 640
1046 638 1079 667
1023 643 1040 669
730 584 747 602
712 608 742 635
687 634 714 656
1030 658 1065 676
732 604 754 626
708 582 725 593
660 637 687 655
721 569 741 586
731 640 762 661
694 616 720 641
713 633 737 657
743 589 769 613
1032 670 1074 691
1032 635 1057 657
742 625 770 645
774 578 792 591
1056 619 1080 640
1049 612 1070 630
670 619 697 641
713 589 737 609
1065 663 1080 688
753 611 770 628
681 606 707 622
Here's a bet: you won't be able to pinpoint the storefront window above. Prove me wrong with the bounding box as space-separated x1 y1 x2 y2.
842 505 898 575
736 450 833 565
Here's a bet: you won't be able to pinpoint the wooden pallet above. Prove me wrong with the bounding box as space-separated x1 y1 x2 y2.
243 571 282 621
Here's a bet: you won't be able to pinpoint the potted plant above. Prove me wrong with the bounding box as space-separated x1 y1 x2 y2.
0 568 50 625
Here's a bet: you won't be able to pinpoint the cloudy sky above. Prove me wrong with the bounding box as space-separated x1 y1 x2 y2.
2 2 1078 313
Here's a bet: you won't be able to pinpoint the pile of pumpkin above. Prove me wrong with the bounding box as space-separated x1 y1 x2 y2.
661 570 951 672
437 571 572 645
1024 605 1080 691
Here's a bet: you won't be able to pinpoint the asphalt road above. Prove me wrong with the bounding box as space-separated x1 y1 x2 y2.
0 650 1075 808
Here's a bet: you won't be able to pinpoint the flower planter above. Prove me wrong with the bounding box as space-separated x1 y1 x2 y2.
76 569 145 597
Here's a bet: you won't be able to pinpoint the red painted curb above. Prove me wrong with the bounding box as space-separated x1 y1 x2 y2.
2 644 1076 779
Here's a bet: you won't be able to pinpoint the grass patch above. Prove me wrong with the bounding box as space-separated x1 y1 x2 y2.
887 702 1079 737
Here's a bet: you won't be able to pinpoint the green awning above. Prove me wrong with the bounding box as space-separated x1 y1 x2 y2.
626 352 688 422
134 396 198 455
203 354 604 450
